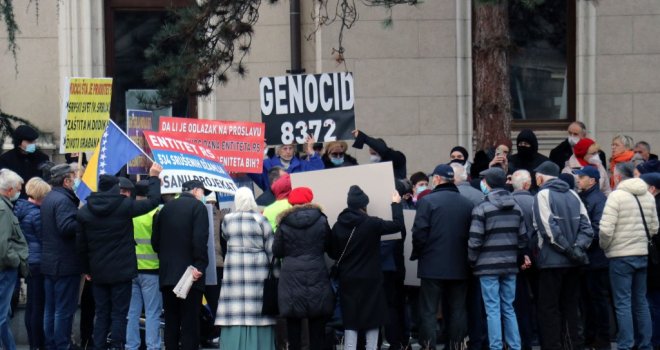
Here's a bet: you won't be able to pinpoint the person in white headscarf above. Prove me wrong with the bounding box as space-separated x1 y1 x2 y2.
216 187 277 350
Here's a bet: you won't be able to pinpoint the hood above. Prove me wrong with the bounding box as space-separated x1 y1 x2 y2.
486 189 516 210
617 178 650 196
271 174 292 200
540 178 570 193
336 207 368 227
516 129 539 154
277 203 323 228
13 198 37 221
86 192 125 216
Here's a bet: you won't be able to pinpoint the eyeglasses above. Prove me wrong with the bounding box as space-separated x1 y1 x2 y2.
330 152 344 158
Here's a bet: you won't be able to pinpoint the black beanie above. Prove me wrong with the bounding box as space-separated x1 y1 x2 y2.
450 146 469 160
347 185 369 209
98 175 119 192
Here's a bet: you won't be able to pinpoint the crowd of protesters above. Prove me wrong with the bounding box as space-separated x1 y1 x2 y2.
0 123 659 350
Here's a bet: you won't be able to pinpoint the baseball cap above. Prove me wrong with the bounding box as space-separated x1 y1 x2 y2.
181 180 211 196
574 166 600 181
432 164 454 178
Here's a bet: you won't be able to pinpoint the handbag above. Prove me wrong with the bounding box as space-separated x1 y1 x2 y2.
633 195 659 265
261 256 279 316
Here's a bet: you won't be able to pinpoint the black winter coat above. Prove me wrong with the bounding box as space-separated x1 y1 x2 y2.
352 131 407 180
273 204 334 318
0 148 49 199
411 183 474 280
152 193 209 291
330 203 404 330
76 176 161 284
648 194 660 290
41 186 81 277
578 184 608 270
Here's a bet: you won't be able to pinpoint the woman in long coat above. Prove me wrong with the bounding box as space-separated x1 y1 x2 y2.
330 185 404 350
216 188 277 349
273 187 334 350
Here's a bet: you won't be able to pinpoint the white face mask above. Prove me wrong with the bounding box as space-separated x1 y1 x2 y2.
568 136 580 146
587 155 601 165
369 154 381 163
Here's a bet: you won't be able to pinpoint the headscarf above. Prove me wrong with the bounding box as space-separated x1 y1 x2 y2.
234 187 257 212
573 138 595 166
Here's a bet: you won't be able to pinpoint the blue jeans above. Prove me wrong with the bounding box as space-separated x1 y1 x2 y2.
126 274 162 350
25 264 45 349
480 274 521 350
610 256 652 350
0 268 18 350
44 274 80 350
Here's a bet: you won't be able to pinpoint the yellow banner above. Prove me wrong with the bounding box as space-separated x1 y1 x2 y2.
60 77 113 153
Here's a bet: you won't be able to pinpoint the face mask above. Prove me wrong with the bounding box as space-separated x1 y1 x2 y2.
369 154 381 163
200 195 207 203
73 178 81 192
24 143 37 153
517 145 534 160
480 181 490 195
568 136 580 146
10 190 20 202
587 155 601 165
330 156 344 166
415 185 427 194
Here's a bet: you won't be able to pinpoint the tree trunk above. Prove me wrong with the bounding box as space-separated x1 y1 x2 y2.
473 0 511 152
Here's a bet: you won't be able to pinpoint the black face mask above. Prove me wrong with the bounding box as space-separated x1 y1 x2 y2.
449 159 466 166
517 145 534 160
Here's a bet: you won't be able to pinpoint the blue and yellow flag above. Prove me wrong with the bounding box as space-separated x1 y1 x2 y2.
76 120 145 201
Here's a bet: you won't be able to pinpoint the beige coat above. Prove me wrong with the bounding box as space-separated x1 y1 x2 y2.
562 155 611 196
599 178 659 258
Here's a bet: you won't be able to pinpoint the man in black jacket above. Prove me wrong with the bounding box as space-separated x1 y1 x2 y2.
40 164 82 350
411 164 474 349
152 180 210 350
352 129 407 180
76 164 162 350
0 125 50 198
549 121 607 169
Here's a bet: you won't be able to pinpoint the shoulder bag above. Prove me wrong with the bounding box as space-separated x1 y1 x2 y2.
633 195 659 265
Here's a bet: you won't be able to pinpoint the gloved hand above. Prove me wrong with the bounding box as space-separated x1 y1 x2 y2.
567 245 589 265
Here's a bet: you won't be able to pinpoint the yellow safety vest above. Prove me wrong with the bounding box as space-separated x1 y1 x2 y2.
133 206 161 270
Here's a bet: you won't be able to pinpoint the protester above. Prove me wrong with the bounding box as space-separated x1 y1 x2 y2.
612 162 635 189
635 141 658 162
600 174 659 350
471 140 512 181
272 187 334 350
468 167 529 350
329 185 403 350
322 141 359 169
451 162 483 205
641 173 660 347
575 166 611 349
409 171 429 207
549 121 607 169
449 146 472 175
561 139 611 195
263 173 292 231
76 164 162 350
13 177 50 350
610 134 635 188
152 180 210 350
118 177 135 197
411 164 474 349
533 161 593 350
216 187 277 350
352 129 407 179
0 169 28 350
509 129 550 191
125 180 164 350
256 166 286 206
41 164 82 350
0 125 50 198
251 135 324 191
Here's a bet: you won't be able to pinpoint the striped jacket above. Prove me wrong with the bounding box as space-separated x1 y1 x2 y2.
468 189 528 276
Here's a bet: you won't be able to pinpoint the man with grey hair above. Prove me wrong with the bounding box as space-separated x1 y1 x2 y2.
533 161 593 350
0 169 27 350
612 162 635 189
412 164 474 349
451 162 483 206
40 164 82 350
634 141 658 162
550 121 607 169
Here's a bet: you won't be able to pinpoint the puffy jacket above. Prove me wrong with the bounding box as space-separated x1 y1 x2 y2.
13 199 42 265
41 186 81 277
76 176 160 284
533 179 593 268
273 204 334 318
468 189 528 276
578 184 609 269
411 183 474 279
599 178 659 258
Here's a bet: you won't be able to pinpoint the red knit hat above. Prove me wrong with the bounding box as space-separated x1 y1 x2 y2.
573 138 595 166
288 187 314 205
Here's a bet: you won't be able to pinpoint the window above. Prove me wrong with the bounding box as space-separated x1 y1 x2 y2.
104 0 196 128
509 0 576 129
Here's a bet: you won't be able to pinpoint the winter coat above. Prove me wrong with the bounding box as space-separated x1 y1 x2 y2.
152 193 209 291
457 182 484 206
76 176 160 284
352 131 407 180
321 153 359 169
533 179 594 269
0 196 28 275
13 199 42 265
273 204 334 318
578 184 608 270
249 155 325 191
508 129 550 191
216 210 276 326
0 148 49 199
329 203 403 330
512 190 535 244
599 178 659 258
562 155 611 196
648 194 660 290
40 186 81 277
411 183 474 279
550 139 607 171
468 189 528 276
